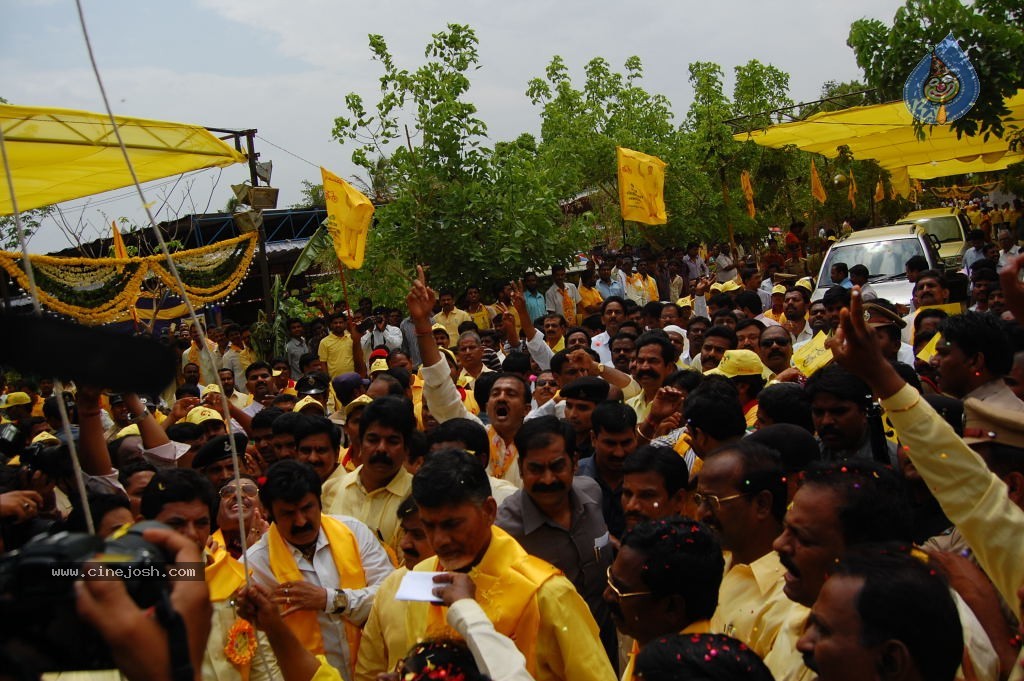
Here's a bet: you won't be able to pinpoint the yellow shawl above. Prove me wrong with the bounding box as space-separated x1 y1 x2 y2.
267 515 367 675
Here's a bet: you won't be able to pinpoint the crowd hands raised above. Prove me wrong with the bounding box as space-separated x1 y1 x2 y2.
3 232 1024 681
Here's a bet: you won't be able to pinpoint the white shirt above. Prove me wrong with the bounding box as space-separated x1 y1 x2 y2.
1000 245 1022 268
246 515 394 677
361 325 404 353
591 331 613 366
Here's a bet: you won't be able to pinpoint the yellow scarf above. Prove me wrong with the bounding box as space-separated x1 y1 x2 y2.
408 527 559 677
487 425 518 479
266 515 366 674
206 529 247 601
558 286 575 322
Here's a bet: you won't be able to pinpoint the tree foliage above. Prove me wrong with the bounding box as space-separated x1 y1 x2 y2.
848 0 1024 139
332 25 594 292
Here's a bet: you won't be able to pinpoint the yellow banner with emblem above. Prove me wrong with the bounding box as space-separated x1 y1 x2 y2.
617 147 667 225
321 166 374 269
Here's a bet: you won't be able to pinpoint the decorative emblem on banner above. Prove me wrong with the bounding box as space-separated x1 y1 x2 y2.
903 33 979 125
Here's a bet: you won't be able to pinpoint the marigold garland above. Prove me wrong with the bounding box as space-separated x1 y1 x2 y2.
224 617 257 666
0 232 257 325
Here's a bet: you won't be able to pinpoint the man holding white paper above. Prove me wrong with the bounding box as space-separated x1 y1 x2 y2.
354 449 616 681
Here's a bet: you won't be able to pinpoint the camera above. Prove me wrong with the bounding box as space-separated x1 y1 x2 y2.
0 520 173 671
20 441 75 480
0 421 25 459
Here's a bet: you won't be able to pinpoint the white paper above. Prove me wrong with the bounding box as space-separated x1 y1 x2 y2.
395 571 446 603
594 531 610 549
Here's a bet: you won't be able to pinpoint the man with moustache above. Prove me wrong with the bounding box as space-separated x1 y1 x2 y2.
242 361 276 417
902 270 950 342
294 415 342 485
620 445 690 532
697 325 737 373
496 416 618 667
806 300 829 337
355 449 617 681
325 397 415 554
805 364 897 465
247 459 394 677
626 331 678 421
758 324 794 376
213 476 268 560
576 401 638 539
560 377 610 459
783 288 813 346
696 441 797 659
592 297 628 366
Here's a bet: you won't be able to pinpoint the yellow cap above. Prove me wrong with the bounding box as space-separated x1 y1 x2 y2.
676 296 693 309
771 284 787 296
293 395 326 414
343 394 373 419
704 349 773 380
720 280 741 293
203 384 221 394
185 406 222 425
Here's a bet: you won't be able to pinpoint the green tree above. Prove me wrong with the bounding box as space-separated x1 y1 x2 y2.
0 205 53 250
290 180 326 210
332 24 594 291
848 0 1024 139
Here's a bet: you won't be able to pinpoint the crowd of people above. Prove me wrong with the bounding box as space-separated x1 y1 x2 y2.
2 225 1024 681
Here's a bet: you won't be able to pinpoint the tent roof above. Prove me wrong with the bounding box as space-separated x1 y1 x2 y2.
1 104 248 215
733 91 1024 181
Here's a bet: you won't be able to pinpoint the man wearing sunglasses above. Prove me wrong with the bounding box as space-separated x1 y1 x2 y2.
605 516 723 681
758 325 794 377
694 441 797 659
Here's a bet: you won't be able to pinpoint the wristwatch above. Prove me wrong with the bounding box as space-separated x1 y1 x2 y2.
331 588 348 615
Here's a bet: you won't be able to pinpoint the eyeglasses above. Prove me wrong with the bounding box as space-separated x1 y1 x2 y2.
760 337 792 348
220 481 259 498
606 566 652 600
535 379 558 387
691 491 750 513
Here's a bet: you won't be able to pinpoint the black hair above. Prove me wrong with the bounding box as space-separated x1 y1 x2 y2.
601 296 627 315
622 445 690 497
260 459 322 511
801 460 912 545
620 517 723 619
412 449 491 508
175 384 202 400
473 371 501 413
285 317 305 329
250 406 284 431
663 368 703 394
849 263 869 278
706 440 788 522
821 286 851 308
635 330 678 364
407 430 429 465
271 411 309 437
369 373 406 397
831 262 849 277
427 418 490 463
642 301 664 319
386 367 412 391
833 547 962 681
118 459 157 488
297 415 343 449
501 351 531 374
905 255 928 272
166 422 204 444
514 415 575 464
684 377 745 442
244 361 272 379
359 396 415 442
635 633 774 681
299 353 321 372
734 291 762 315
804 363 873 410
140 468 216 520
399 639 486 681
739 266 760 283
708 294 733 311
747 423 821 474
755 383 814 433
913 307 948 332
735 317 765 334
590 401 638 436
487 372 531 405
702 324 738 349
687 316 711 330
64 492 132 534
939 312 1014 377
397 495 419 520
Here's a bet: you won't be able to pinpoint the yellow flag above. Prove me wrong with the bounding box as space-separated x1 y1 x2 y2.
617 147 667 225
810 160 827 204
321 167 374 269
111 220 129 259
848 172 858 210
740 170 756 218
916 332 942 363
874 179 885 203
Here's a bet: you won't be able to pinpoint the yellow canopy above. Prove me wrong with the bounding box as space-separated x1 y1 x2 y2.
0 104 248 215
734 91 1024 193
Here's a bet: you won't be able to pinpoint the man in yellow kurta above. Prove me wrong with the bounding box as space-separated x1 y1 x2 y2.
354 449 616 681
828 283 1024 681
697 443 803 659
324 396 414 555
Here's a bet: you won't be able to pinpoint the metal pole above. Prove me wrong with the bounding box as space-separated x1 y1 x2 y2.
245 131 274 316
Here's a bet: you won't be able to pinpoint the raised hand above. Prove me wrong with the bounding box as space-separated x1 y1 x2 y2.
406 264 437 323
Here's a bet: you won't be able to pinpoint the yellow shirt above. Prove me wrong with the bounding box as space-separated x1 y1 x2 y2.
318 332 354 379
319 461 350 511
626 392 654 422
323 465 413 553
711 551 804 659
466 305 493 330
435 308 473 344
355 527 616 681
763 608 816 681
357 567 410 676
579 285 604 320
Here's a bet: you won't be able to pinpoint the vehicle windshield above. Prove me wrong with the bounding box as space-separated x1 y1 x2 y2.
899 216 963 243
821 238 925 284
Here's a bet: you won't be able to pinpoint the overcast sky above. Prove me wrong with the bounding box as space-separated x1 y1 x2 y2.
2 0 907 252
